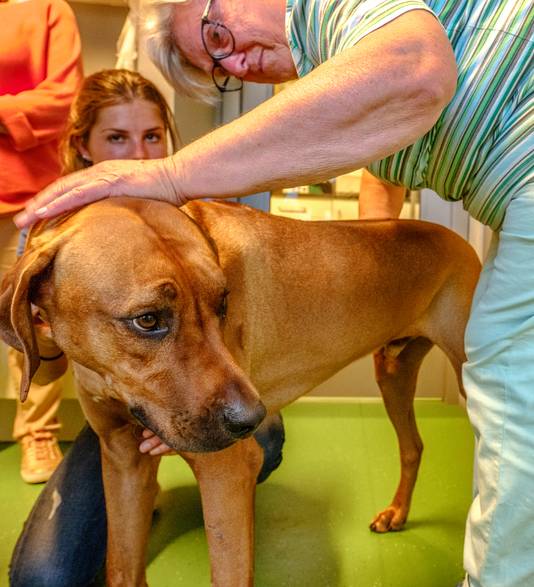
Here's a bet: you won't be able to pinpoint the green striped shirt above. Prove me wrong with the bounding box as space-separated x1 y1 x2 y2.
286 0 533 229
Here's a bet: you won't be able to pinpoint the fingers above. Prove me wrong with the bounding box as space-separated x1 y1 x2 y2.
14 159 135 228
14 168 104 228
139 429 176 456
148 443 176 456
15 189 98 228
14 157 187 228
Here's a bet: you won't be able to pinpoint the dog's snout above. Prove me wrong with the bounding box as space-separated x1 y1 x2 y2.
222 401 266 440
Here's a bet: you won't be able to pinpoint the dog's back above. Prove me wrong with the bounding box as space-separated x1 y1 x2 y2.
183 200 481 405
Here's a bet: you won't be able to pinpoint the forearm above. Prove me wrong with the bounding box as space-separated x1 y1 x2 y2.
173 11 456 202
12 10 457 230
358 170 406 219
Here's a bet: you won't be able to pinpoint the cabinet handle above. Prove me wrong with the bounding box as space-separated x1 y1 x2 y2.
277 206 307 213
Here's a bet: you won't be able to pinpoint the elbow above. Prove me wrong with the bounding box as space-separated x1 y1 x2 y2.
409 50 457 130
421 66 456 115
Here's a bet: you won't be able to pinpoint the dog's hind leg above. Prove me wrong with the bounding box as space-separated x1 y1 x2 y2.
369 336 433 533
182 435 263 587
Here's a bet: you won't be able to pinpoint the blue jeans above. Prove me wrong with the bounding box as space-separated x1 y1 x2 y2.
9 425 107 587
9 416 285 586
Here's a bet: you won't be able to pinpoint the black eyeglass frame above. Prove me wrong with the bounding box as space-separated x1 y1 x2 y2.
200 0 243 93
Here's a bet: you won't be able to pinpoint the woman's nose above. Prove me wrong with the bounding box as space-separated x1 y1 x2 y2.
218 52 248 78
131 140 149 160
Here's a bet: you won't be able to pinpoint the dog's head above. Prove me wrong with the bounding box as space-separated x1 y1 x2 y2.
0 198 265 452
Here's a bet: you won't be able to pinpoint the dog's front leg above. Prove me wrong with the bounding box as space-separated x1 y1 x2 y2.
78 389 160 587
182 436 263 587
100 426 160 587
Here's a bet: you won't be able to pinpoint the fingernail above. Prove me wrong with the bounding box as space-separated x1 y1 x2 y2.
35 206 48 216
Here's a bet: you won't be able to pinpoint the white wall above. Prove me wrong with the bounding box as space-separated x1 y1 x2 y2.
70 1 129 75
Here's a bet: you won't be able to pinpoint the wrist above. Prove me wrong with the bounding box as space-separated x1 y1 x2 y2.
160 155 189 207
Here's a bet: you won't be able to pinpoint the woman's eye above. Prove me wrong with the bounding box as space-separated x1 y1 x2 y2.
145 133 162 143
206 23 231 54
211 28 222 44
132 314 159 331
107 134 125 143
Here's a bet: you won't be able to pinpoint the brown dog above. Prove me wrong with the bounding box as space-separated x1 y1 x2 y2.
0 198 480 586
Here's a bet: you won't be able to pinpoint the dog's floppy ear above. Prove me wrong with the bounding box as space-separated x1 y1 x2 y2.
0 228 69 402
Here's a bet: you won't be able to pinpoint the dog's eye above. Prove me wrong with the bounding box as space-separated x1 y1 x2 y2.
132 314 159 332
126 311 170 339
216 289 229 320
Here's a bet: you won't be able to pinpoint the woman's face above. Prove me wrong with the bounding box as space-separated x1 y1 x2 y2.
172 0 298 85
78 98 168 163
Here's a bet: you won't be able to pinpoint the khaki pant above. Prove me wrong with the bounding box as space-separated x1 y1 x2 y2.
0 214 62 440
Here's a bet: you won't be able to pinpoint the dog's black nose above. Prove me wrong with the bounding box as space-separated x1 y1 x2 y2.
223 402 266 439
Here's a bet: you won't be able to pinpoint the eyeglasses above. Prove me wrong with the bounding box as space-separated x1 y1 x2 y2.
201 0 243 93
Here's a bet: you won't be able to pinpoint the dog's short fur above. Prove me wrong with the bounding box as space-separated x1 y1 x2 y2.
0 198 480 586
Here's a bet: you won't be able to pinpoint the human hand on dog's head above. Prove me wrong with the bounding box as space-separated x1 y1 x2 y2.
14 157 187 228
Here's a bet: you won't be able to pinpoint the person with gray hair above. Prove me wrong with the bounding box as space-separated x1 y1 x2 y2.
144 0 220 104
13 1 533 586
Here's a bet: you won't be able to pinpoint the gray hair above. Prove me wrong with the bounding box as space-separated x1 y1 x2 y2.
143 0 219 104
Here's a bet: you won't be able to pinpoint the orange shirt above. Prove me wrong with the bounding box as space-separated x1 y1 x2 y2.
0 0 83 214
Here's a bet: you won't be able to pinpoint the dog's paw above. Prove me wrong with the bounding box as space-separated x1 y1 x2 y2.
369 507 406 533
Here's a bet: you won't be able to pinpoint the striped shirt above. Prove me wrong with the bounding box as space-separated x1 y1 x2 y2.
286 0 533 229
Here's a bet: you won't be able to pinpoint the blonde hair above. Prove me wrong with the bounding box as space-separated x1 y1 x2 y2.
143 0 219 105
60 68 182 174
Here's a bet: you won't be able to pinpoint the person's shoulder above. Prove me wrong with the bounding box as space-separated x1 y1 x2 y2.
48 0 76 11
32 0 76 16
37 0 78 23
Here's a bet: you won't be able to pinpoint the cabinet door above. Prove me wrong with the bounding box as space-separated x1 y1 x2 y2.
270 196 333 220
331 199 359 220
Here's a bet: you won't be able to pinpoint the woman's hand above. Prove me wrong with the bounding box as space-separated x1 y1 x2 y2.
139 428 177 456
14 156 185 228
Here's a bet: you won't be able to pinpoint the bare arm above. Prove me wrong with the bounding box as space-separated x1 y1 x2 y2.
15 10 456 227
176 11 455 198
358 170 406 219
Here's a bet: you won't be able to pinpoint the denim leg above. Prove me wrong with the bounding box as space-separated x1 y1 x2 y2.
9 425 107 587
9 413 284 586
254 412 285 484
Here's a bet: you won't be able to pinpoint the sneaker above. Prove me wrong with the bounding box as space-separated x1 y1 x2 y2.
20 430 63 484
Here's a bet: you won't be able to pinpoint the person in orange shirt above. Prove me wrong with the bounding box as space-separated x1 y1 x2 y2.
0 0 83 483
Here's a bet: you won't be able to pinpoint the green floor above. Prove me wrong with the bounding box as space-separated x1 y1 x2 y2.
0 399 473 587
